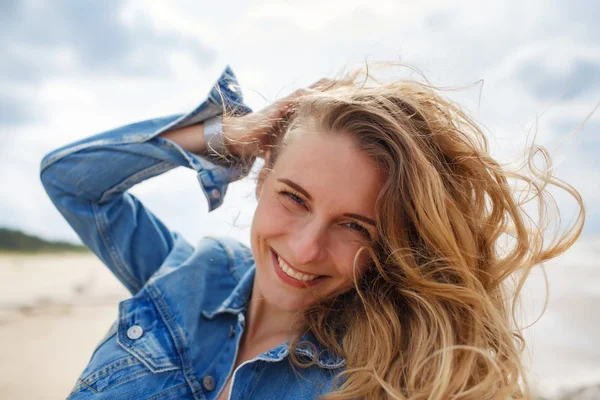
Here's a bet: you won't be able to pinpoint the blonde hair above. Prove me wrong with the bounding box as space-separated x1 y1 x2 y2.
242 65 585 399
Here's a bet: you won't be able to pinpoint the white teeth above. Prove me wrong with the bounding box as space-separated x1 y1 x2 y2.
277 256 319 282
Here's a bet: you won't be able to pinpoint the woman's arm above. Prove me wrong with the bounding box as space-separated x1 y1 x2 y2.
159 119 207 154
40 67 252 295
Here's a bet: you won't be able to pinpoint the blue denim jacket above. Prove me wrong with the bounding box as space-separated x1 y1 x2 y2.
40 67 345 400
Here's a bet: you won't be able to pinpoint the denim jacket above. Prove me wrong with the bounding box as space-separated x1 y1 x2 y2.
40 67 345 400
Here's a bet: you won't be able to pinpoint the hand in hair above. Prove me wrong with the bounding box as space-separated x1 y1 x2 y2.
222 79 335 160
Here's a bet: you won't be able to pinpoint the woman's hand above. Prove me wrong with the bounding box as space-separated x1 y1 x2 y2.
222 79 335 160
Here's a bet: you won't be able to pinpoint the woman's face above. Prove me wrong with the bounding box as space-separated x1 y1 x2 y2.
251 129 384 312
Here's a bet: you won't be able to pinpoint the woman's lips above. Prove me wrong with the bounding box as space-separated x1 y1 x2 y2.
270 248 326 289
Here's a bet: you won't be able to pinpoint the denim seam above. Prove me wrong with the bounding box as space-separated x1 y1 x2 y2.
147 282 206 400
120 336 177 369
99 160 173 203
153 137 204 172
72 357 139 396
245 362 268 398
85 369 152 394
75 377 99 394
82 356 140 384
117 302 158 373
117 298 180 371
40 138 138 172
92 202 141 292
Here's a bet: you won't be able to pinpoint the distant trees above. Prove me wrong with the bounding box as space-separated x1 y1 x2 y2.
0 228 88 253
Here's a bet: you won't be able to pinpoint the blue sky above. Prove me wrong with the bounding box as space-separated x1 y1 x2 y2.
1 0 598 245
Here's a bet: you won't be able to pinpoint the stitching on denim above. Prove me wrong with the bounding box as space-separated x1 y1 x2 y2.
76 377 99 394
92 202 140 292
245 362 268 398
122 335 177 369
39 112 184 172
154 137 203 172
82 356 140 384
146 284 188 367
67 381 85 397
94 370 152 393
121 326 171 367
115 300 159 372
79 370 151 394
99 160 173 203
117 297 180 372
146 283 206 400
116 303 160 373
39 138 130 172
145 383 189 400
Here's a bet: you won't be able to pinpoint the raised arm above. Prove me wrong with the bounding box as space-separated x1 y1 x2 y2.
39 66 252 295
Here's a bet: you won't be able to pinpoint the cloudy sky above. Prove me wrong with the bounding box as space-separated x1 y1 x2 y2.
1 0 598 246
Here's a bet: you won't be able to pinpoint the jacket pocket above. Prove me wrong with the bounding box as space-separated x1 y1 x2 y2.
116 287 182 373
69 288 183 397
72 355 152 395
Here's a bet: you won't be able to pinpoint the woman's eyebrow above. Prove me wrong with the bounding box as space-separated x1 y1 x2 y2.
277 178 377 227
278 178 313 200
343 213 376 227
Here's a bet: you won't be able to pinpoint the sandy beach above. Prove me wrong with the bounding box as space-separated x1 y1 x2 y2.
1 238 599 399
0 253 129 399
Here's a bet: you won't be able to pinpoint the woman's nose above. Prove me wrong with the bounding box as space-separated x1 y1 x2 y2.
288 219 327 266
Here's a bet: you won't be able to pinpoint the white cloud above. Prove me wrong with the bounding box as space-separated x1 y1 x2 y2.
1 0 598 242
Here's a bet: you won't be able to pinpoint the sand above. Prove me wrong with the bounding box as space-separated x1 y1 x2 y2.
1 238 599 399
0 253 128 399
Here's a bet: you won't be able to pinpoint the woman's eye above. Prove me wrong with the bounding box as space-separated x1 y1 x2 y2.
278 190 371 239
346 222 372 240
280 190 307 209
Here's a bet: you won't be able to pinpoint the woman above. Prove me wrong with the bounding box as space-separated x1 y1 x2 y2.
40 65 584 399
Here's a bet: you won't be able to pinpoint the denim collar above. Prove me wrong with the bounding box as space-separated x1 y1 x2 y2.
201 266 345 370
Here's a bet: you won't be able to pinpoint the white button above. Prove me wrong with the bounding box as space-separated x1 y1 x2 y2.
227 83 239 93
202 375 216 391
127 325 144 340
211 189 220 199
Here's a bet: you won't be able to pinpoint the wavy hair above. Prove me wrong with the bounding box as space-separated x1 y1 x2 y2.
233 65 585 399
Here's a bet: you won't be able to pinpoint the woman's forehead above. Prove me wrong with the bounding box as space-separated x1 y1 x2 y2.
273 131 383 213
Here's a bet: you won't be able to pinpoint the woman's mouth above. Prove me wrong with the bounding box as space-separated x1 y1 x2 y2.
270 248 327 288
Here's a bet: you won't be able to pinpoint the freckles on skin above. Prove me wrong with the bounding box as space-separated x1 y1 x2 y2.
249 129 385 313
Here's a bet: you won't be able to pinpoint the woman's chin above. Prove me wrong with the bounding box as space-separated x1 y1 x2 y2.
254 268 317 313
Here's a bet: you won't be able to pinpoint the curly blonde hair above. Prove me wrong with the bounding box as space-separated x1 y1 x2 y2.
240 65 585 399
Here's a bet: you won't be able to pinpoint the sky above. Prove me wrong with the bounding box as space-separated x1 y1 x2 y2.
1 0 599 246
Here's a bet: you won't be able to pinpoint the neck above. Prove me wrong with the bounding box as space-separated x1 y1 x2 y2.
244 279 298 344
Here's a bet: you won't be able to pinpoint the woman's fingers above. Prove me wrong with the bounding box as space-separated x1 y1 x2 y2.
258 78 338 141
226 78 340 158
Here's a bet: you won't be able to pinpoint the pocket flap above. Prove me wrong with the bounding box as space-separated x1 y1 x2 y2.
117 288 181 373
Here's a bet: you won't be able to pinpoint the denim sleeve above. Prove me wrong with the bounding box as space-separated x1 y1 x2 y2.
39 66 252 295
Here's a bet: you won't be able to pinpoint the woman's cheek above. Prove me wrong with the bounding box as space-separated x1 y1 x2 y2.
255 194 294 234
338 244 371 281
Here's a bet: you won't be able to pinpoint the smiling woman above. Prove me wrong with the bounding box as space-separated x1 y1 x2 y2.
40 65 584 400
251 130 383 312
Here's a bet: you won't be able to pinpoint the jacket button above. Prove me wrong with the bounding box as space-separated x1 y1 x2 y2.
202 375 216 392
211 189 220 199
126 325 144 340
